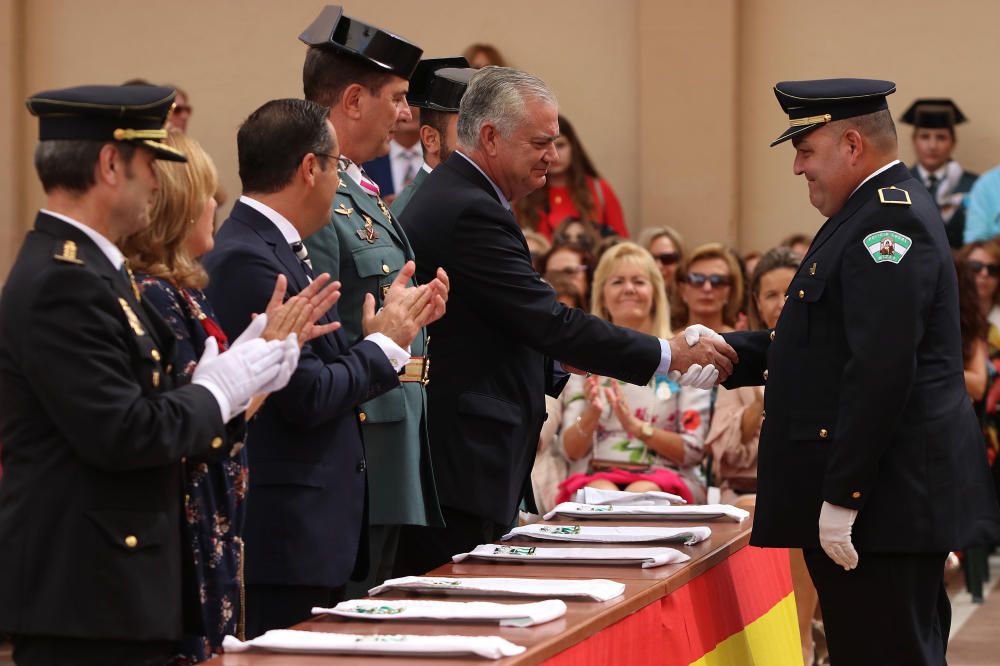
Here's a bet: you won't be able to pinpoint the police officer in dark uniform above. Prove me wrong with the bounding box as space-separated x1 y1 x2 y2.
0 85 299 665
701 79 1000 665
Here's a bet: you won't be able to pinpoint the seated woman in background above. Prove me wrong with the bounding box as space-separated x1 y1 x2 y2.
121 132 338 662
556 242 711 504
639 226 686 328
541 241 594 306
521 229 551 274
674 242 744 335
515 115 627 240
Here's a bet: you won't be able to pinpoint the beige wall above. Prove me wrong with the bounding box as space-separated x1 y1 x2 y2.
7 0 1000 282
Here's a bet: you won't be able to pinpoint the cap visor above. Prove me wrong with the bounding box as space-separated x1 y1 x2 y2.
770 122 823 147
143 139 187 162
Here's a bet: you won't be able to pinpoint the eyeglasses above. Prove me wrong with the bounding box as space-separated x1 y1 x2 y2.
967 260 1000 277
652 252 680 266
684 272 732 288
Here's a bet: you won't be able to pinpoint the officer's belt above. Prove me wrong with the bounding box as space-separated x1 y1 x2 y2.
399 356 429 385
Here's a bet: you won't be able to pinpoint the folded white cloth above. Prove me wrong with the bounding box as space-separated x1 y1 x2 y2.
452 544 690 569
222 630 525 659
502 524 711 545
314 598 567 627
369 576 625 601
544 502 750 522
574 486 687 506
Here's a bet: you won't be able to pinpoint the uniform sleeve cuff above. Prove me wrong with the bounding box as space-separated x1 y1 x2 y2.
364 332 412 372
655 338 672 375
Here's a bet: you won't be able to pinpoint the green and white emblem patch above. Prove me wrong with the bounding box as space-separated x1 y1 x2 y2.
863 230 912 264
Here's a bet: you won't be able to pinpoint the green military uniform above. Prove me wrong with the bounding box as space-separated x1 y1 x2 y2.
305 170 443 535
389 166 429 219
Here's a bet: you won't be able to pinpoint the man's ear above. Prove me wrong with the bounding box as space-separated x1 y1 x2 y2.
480 123 501 157
96 143 121 186
420 124 440 158
301 153 320 188
843 128 864 161
341 83 365 120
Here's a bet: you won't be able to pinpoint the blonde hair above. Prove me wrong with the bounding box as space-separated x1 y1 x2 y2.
590 241 671 339
678 242 745 327
121 131 218 289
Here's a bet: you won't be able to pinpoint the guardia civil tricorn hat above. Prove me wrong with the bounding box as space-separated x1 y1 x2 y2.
407 57 470 110
900 98 967 129
26 84 186 162
770 78 896 147
299 5 423 80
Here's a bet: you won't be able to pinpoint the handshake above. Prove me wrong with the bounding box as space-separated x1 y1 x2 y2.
668 324 738 389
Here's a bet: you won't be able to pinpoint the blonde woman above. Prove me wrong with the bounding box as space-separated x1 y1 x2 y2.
121 132 337 661
556 242 711 503
676 242 745 333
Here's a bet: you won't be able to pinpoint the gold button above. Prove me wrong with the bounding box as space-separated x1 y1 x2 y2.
151 371 160 388
851 491 861 499
798 289 805 299
382 264 390 274
763 369 768 381
124 535 138 549
769 330 775 341
359 412 367 423
151 349 161 361
211 436 223 449
819 428 829 439
166 364 173 374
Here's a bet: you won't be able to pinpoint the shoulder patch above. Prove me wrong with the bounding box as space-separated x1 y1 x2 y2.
53 240 84 265
863 230 912 264
877 186 911 206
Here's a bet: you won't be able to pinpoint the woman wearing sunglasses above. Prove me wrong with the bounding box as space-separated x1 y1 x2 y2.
639 226 686 327
555 242 711 504
676 242 745 334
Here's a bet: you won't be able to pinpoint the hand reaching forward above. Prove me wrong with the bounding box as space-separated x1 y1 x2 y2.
667 325 738 388
362 261 448 348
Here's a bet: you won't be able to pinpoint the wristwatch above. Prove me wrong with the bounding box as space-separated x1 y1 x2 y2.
639 422 654 440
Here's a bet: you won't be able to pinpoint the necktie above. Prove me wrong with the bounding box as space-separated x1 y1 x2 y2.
401 151 419 188
927 174 939 199
290 241 314 279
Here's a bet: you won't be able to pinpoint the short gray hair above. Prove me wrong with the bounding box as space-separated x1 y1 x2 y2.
457 67 557 149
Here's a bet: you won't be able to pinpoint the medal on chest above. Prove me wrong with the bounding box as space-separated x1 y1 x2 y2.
355 214 380 244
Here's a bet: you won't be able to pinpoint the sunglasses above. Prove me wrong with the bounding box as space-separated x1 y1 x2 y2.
684 272 732 288
967 260 1000 277
652 252 681 266
548 265 589 275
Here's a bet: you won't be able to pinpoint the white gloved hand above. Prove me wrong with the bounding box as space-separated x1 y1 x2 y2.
682 323 725 346
231 312 269 348
256 334 300 395
818 501 859 571
670 363 719 389
192 335 285 422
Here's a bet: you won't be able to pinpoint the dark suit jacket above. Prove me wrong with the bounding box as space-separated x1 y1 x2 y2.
401 153 661 526
723 163 1000 551
362 154 395 198
0 214 229 640
203 200 399 589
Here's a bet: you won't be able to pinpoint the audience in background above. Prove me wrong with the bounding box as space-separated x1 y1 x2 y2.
541 242 593 305
639 225 686 327
779 232 811 258
463 43 508 68
515 115 627 240
675 242 744 333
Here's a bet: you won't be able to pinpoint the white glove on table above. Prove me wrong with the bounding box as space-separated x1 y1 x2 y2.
669 324 725 388
818 501 859 571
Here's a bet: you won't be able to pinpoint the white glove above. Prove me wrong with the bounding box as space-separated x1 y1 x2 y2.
230 313 302 395
192 335 285 422
667 325 724 388
231 311 269 347
818 501 859 571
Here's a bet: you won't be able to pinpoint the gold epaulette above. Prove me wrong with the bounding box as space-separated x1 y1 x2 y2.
877 186 911 206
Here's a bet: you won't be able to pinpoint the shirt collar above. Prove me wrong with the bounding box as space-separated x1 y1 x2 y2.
341 156 365 189
390 140 421 161
456 151 511 210
850 159 901 198
40 209 124 270
916 162 948 183
239 195 301 244
421 163 433 175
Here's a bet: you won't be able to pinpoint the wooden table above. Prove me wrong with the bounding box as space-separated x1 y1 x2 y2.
218 516 755 665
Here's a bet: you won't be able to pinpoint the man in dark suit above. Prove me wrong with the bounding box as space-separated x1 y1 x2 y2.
397 67 737 575
203 98 447 637
0 85 298 665
709 79 1000 665
900 98 978 249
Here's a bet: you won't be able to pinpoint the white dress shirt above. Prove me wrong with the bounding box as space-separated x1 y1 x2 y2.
389 139 424 193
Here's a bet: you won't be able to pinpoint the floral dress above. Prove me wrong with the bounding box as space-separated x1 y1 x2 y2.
557 373 712 503
138 275 248 664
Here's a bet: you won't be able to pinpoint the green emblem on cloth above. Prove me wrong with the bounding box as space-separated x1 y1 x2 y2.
351 604 405 615
493 546 536 556
863 230 912 264
540 525 582 535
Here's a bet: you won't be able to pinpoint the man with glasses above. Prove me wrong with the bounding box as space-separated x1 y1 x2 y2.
298 5 449 597
705 78 1000 665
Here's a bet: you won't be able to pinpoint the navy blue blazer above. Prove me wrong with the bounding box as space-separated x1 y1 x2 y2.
362 154 394 197
203 200 400 588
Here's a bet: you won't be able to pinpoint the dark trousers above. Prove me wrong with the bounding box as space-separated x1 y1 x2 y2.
394 506 509 577
345 523 400 598
12 635 174 666
804 548 950 666
245 583 345 639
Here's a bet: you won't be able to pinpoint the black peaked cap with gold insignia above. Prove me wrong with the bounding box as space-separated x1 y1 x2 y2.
407 57 469 110
26 84 186 162
299 5 422 80
900 98 967 129
770 78 896 147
